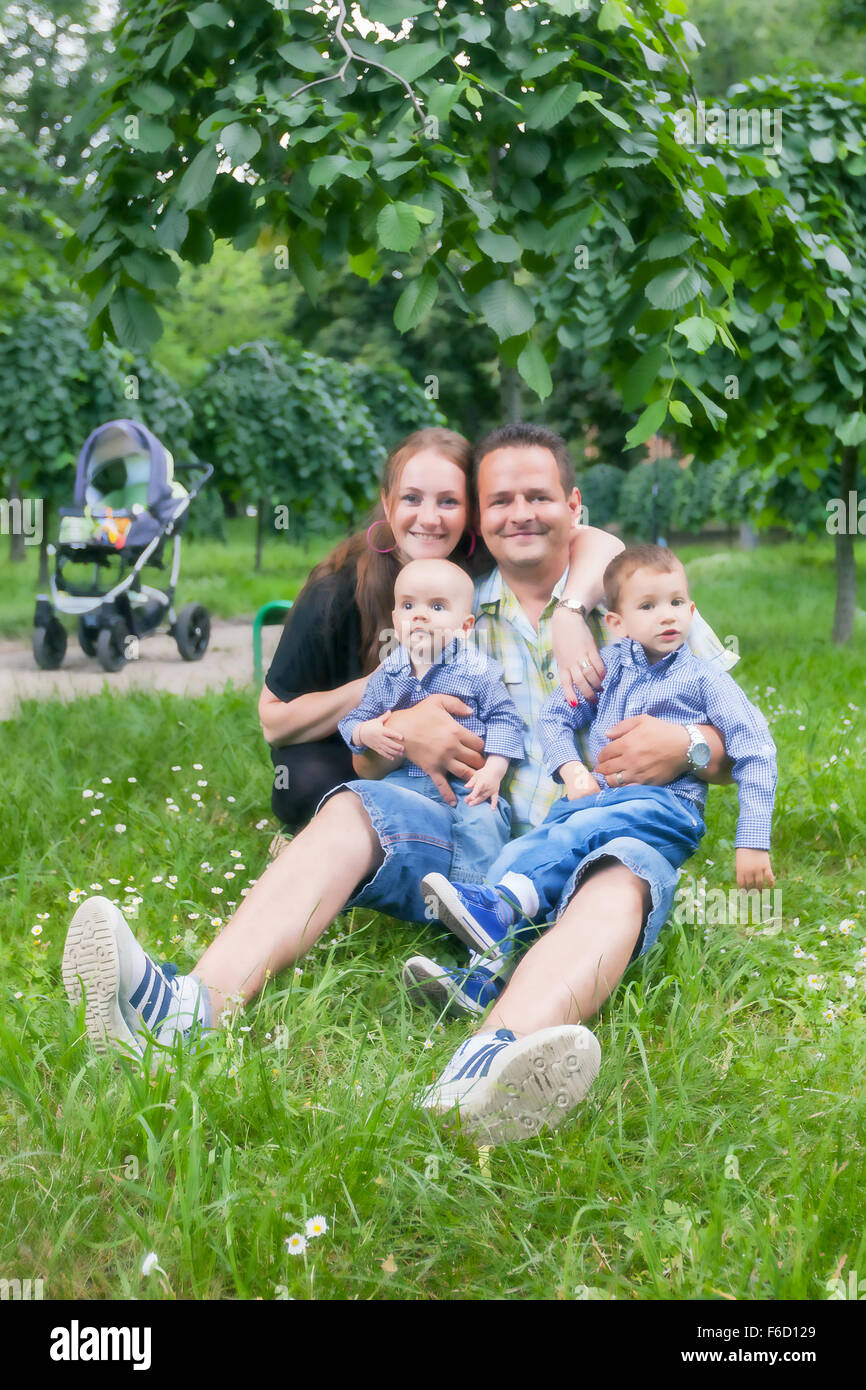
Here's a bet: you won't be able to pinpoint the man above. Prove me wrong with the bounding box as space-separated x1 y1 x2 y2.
63 424 732 1143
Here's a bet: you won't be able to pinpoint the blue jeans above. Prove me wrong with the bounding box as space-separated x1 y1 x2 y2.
318 766 511 924
488 785 705 957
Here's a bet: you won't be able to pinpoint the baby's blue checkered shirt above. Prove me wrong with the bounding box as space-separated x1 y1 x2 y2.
339 639 525 776
540 639 777 849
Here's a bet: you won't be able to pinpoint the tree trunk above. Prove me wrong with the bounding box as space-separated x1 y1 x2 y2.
500 366 523 423
8 473 25 562
739 521 758 550
832 445 858 644
255 497 265 573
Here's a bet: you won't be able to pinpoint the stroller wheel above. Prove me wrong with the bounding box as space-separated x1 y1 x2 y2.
78 617 98 658
174 603 210 662
96 619 130 673
33 618 67 670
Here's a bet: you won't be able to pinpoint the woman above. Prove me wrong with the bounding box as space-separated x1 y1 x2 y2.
259 427 485 828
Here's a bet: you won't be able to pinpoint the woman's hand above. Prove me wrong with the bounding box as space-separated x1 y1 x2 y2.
552 607 606 705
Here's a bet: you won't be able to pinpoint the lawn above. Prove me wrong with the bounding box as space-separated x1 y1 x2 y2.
1 539 864 1300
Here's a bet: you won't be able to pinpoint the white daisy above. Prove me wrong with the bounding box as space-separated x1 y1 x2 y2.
285 1233 307 1255
305 1216 328 1238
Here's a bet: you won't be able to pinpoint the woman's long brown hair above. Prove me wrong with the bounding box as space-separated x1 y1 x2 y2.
303 427 490 673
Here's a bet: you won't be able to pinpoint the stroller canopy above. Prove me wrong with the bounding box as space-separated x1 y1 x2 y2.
74 419 183 521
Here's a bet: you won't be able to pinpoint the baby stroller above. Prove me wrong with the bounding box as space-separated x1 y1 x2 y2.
33 418 214 673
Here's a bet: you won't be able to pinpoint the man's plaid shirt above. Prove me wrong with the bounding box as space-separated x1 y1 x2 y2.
471 567 739 835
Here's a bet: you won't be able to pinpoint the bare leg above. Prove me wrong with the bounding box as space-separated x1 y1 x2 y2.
483 861 649 1036
192 791 382 1019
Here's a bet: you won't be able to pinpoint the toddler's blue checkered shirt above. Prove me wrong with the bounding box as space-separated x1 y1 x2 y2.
340 639 525 776
540 639 777 849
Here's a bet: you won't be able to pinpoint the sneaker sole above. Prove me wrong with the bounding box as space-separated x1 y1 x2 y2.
402 956 485 1018
420 873 500 956
433 1025 601 1145
62 898 141 1055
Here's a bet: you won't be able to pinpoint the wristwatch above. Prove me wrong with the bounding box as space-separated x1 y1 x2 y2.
555 599 588 621
685 723 711 771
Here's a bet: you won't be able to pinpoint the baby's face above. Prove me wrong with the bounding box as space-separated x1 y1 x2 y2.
607 564 694 660
393 563 474 662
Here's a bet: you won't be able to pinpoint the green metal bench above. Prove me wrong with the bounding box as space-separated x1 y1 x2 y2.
252 600 293 685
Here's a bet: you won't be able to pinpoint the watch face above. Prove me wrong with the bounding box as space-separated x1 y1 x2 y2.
691 739 711 768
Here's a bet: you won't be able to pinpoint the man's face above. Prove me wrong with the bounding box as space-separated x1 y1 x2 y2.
476 446 581 573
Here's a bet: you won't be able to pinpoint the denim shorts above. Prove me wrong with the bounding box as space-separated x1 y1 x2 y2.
489 785 705 958
317 766 510 925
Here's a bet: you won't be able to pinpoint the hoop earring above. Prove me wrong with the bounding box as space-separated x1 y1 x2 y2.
366 520 397 553
464 528 477 558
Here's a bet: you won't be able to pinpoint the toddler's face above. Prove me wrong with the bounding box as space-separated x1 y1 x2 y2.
393 565 474 663
606 564 694 660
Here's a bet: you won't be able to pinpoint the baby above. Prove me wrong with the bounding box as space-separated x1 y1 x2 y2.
421 543 777 968
338 558 525 879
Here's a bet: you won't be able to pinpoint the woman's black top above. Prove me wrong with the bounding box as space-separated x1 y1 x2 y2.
265 560 364 705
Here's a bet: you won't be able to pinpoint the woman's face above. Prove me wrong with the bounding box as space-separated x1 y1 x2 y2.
382 451 469 563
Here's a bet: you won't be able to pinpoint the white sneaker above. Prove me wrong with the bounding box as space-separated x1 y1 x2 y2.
421 1024 601 1144
62 895 209 1057
62 896 145 1056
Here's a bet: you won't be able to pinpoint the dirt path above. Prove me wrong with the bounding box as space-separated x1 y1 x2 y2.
0 617 283 720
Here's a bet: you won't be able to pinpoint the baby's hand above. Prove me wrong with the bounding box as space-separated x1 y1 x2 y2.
464 755 508 808
357 712 404 761
736 848 775 890
560 760 601 801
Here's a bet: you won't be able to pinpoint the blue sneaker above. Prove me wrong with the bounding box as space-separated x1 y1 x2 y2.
420 1024 602 1144
421 873 519 956
402 953 506 1017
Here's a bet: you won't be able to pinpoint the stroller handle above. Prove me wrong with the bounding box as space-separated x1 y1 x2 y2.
173 460 214 503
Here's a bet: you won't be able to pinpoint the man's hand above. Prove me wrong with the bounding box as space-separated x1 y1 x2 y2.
551 607 606 705
356 712 404 761
560 759 602 801
386 694 485 806
736 848 775 890
464 755 509 809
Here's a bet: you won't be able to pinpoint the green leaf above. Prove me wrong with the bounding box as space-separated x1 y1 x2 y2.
705 257 734 298
108 288 163 353
674 316 716 352
517 342 552 400
457 13 491 42
365 0 433 23
684 380 727 428
128 81 174 115
524 85 582 131
394 273 438 332
825 242 852 274
475 229 521 263
625 399 668 447
125 118 174 154
378 40 446 83
621 345 667 412
188 3 230 29
308 155 370 188
220 122 262 165
809 136 835 163
669 399 693 426
646 230 696 261
598 0 630 31
277 41 331 71
645 265 701 311
197 109 237 140
165 25 195 72
477 280 535 341
835 412 866 447
377 202 423 252
154 206 189 253
175 146 219 210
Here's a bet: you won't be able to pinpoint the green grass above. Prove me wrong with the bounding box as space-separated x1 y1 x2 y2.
0 518 339 638
1 540 865 1300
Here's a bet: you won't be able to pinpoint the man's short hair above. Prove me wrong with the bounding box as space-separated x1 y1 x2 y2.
473 421 575 497
603 544 687 611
